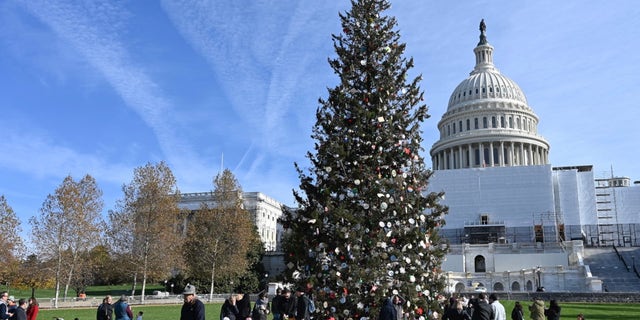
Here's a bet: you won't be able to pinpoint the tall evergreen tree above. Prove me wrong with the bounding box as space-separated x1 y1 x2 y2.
281 1 448 318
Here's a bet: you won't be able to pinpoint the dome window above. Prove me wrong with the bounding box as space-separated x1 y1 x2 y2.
483 117 488 128
476 89 479 94
489 87 493 93
501 116 505 128
474 118 479 129
482 87 486 93
491 116 497 128
459 121 463 132
466 119 471 131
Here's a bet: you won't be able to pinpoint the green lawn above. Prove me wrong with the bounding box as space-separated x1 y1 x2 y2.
36 301 640 320
5 284 164 301
39 302 221 320
500 301 639 320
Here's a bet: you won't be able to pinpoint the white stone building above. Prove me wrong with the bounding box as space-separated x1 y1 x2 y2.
179 191 285 252
426 22 640 292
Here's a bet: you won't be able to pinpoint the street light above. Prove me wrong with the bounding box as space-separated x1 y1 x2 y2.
171 283 174 294
535 266 543 292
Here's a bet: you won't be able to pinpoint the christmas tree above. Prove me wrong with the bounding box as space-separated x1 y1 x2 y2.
281 1 448 319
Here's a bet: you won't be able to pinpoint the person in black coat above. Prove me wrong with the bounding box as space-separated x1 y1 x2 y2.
378 297 397 320
470 293 494 320
293 288 310 320
221 294 240 320
271 288 283 320
97 295 114 320
236 293 252 320
9 299 27 320
279 289 295 320
510 301 524 320
544 300 561 320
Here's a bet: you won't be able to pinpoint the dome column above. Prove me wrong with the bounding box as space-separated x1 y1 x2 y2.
479 142 485 167
489 142 495 166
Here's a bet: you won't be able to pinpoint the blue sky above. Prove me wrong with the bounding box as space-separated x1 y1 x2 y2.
1 1 639 239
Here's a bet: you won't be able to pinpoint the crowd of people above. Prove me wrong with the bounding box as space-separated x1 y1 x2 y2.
0 291 39 320
438 293 564 320
221 287 313 320
230 288 574 320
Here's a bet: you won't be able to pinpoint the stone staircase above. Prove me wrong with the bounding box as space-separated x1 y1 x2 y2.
583 247 640 292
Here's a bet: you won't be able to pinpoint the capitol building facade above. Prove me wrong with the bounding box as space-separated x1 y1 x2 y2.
427 22 640 293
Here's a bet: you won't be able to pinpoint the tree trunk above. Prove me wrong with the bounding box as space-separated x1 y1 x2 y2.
141 253 149 304
131 272 137 297
209 260 216 302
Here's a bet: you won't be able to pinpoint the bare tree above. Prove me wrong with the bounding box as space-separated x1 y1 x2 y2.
109 161 181 303
182 169 256 300
30 174 103 307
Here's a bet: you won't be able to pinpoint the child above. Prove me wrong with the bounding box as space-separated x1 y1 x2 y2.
136 311 144 320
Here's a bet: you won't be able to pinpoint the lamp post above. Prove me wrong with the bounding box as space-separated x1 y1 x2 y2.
535 266 542 291
164 280 168 293
171 283 174 294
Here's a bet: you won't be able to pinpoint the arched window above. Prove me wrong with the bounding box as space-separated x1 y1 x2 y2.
493 282 504 291
467 119 471 131
511 281 520 291
526 280 533 291
474 255 486 272
455 283 466 293
483 117 488 128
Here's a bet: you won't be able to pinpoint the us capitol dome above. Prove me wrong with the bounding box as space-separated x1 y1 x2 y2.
430 20 550 170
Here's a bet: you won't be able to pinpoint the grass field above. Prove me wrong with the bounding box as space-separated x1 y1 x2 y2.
4 284 164 300
36 300 640 320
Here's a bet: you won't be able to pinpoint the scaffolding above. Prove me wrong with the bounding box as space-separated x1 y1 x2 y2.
532 211 563 243
594 175 630 246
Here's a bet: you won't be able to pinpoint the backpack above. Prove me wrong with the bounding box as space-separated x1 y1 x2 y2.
306 297 315 313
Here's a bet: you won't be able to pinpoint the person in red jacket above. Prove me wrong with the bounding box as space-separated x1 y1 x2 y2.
26 297 38 320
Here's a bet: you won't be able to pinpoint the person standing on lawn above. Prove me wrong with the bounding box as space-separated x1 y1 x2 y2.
25 298 38 320
180 284 205 320
97 295 114 320
0 292 11 320
9 299 26 320
114 295 133 320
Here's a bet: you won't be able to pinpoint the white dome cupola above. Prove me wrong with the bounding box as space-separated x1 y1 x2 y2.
430 20 550 170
